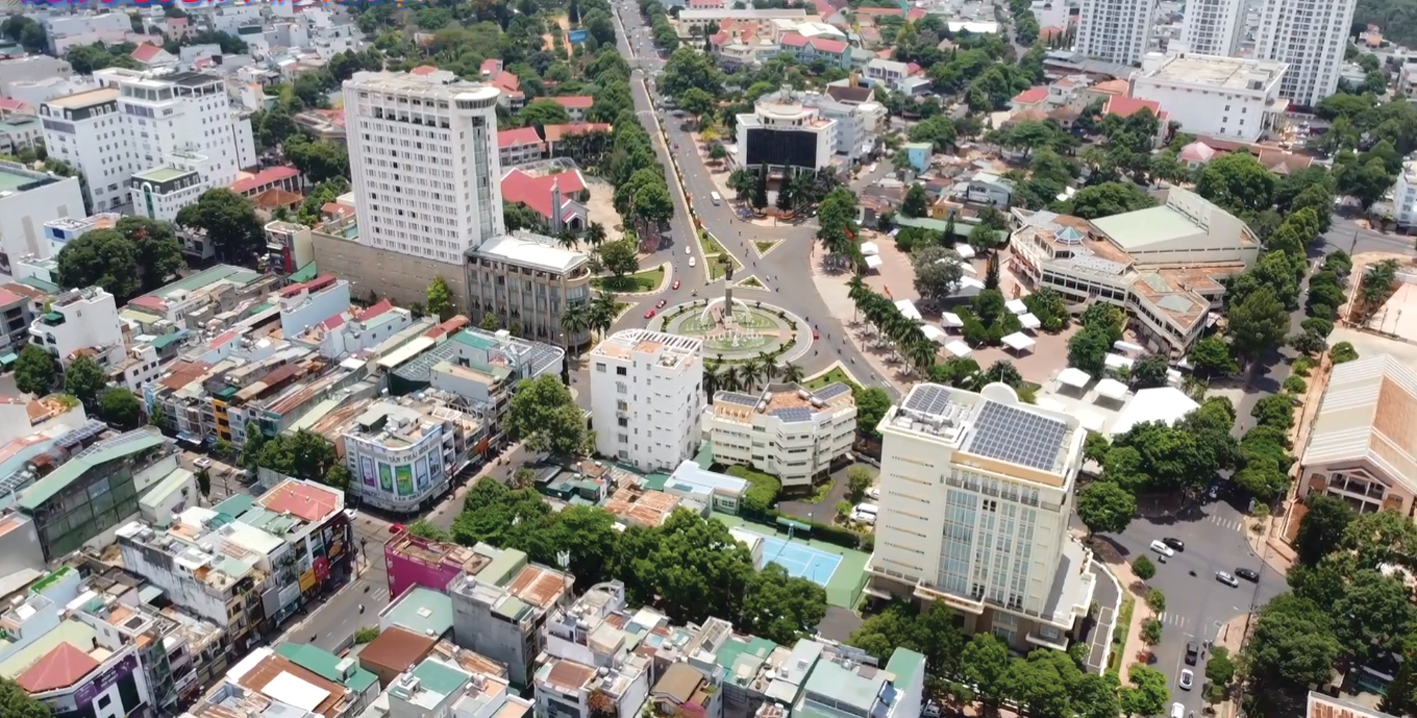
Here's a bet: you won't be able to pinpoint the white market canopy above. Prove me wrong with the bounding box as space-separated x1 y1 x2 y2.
1019 312 1041 330
895 299 923 320
1058 367 1091 388
1105 353 1135 371
942 312 964 328
1110 387 1200 436
1006 299 1029 315
864 254 884 269
955 244 976 259
1095 377 1129 401
1078 411 1107 433
1002 332 1035 352
1113 340 1145 355
945 340 972 358
921 324 948 343
860 241 881 256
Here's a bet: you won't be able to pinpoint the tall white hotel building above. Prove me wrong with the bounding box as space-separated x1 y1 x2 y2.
867 383 1097 652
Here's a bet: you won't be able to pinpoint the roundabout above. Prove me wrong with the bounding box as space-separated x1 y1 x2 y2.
653 290 811 363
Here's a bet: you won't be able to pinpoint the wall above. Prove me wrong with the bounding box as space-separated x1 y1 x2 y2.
385 546 462 599
1130 80 1269 142
281 282 351 337
312 231 469 312
0 173 84 269
0 514 45 582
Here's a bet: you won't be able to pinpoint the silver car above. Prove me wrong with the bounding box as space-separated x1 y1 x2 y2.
1179 669 1194 690
1216 571 1239 587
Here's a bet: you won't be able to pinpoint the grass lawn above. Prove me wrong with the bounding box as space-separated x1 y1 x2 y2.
754 240 779 254
805 367 860 391
709 253 742 280
737 276 764 288
700 231 725 255
1107 595 1135 679
592 265 665 293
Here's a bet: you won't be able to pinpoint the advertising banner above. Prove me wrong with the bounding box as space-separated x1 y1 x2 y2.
415 458 429 491
378 463 393 492
395 465 414 496
74 654 138 707
361 457 376 487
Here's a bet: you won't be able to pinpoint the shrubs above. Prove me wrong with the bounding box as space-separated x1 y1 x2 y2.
727 465 782 515
1331 341 1359 364
1133 555 1156 580
1292 356 1315 377
1282 375 1308 394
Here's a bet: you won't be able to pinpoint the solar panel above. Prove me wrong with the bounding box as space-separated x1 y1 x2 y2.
966 401 1069 471
813 383 851 401
717 392 759 407
902 385 954 416
772 407 813 423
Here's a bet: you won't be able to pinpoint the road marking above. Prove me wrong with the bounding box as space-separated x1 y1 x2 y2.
1157 612 1187 627
1208 515 1242 531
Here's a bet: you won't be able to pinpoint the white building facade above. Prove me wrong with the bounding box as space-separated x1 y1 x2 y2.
343 399 478 513
867 383 1096 653
736 96 838 172
39 87 132 213
707 382 857 489
1131 53 1288 143
590 329 705 473
1074 0 1158 66
1178 0 1246 57
1395 160 1417 228
1254 0 1357 108
28 286 126 366
0 161 85 268
343 69 505 265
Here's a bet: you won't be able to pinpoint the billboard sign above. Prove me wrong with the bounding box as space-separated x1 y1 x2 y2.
74 654 138 707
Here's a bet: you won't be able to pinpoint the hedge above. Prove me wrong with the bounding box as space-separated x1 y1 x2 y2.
764 509 866 550
727 465 781 515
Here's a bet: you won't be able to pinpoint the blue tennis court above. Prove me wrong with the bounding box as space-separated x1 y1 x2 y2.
750 531 842 586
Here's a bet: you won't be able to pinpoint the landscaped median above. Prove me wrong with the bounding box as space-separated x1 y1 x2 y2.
698 229 743 281
590 262 667 294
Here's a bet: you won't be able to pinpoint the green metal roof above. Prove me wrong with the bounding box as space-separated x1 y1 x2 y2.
18 276 58 293
29 566 74 595
884 647 926 685
276 643 380 693
384 588 454 637
715 635 778 679
451 331 498 350
148 332 188 350
151 265 261 299
288 262 319 283
1089 204 1198 250
411 658 470 697
213 494 256 518
17 432 167 510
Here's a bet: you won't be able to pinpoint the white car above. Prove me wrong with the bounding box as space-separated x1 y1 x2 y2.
688 256 696 268
193 457 213 470
1179 669 1194 690
1149 539 1175 557
850 510 876 525
686 245 692 255
866 486 881 501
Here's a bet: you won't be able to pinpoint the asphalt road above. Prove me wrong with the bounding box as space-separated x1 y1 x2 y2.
1078 494 1286 712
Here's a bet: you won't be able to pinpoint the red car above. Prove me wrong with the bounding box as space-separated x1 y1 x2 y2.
644 308 657 319
672 279 680 290
389 523 404 534
656 299 667 308
812 328 820 340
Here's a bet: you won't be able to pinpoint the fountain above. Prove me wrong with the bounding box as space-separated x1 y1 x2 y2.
658 263 808 360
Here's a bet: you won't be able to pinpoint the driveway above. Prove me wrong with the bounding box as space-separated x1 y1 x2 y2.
777 462 873 525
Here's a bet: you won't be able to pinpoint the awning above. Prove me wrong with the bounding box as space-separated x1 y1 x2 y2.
956 244 976 259
1058 367 1091 388
860 241 880 256
1112 340 1145 354
945 340 972 358
1002 332 1035 352
1019 313 1041 330
1105 353 1135 371
176 432 204 446
1096 377 1129 400
865 254 884 269
895 299 922 320
922 325 948 343
0 353 16 365
942 312 964 328
1006 299 1028 315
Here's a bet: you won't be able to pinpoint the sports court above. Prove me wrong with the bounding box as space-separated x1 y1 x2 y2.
713 512 871 608
745 529 843 586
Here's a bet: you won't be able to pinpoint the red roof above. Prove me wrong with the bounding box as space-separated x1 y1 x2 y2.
480 58 502 75
709 32 729 46
492 71 520 93
261 479 340 523
355 298 393 322
0 286 23 307
230 165 300 194
779 33 809 47
906 62 923 75
131 43 165 63
319 314 345 331
0 98 30 113
321 202 352 217
501 168 587 220
1105 95 1164 119
17 643 98 693
411 65 438 76
907 8 926 20
130 295 167 312
543 122 611 142
550 95 593 109
498 126 544 149
811 37 848 53
810 0 836 16
1013 87 1049 104
425 316 470 339
279 273 338 297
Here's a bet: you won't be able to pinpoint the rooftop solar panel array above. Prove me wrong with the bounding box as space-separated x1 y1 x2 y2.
966 401 1069 471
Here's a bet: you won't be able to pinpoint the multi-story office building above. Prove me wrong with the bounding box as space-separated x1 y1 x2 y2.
707 382 857 490
465 232 593 346
449 543 573 687
343 69 505 265
1131 53 1288 143
129 151 211 222
1179 0 1245 56
343 397 482 513
736 95 838 172
1074 0 1158 66
27 286 126 367
1254 0 1357 108
868 383 1097 653
0 160 85 266
38 87 132 213
590 329 704 473
0 283 41 355
757 88 886 162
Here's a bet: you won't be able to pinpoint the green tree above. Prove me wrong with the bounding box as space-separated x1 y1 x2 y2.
518 98 572 129
1062 181 1158 219
13 345 57 396
354 627 380 644
1346 508 1417 571
149 403 167 430
901 183 930 217
98 387 143 429
1140 618 1162 646
1295 494 1353 566
175 189 265 264
505 374 586 457
1133 555 1155 580
1004 649 1081 718
912 246 964 302
1197 151 1276 214
1331 341 1359 363
1076 480 1136 538
1187 336 1238 378
846 465 874 502
1332 568 1417 662
1121 664 1170 718
55 228 141 299
741 563 828 644
597 239 640 279
324 463 351 491
256 429 340 483
678 87 716 126
1244 593 1342 688
196 469 211 497
64 354 109 409
407 517 451 542
1205 645 1236 686
960 633 1012 712
1226 285 1290 366
1067 325 1112 377
1145 588 1166 614
1130 354 1170 389
114 217 185 291
213 438 234 461
426 276 455 321
854 386 892 441
284 135 349 185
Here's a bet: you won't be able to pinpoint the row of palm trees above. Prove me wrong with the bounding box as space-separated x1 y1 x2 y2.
704 351 808 399
559 290 622 355
847 275 939 374
554 221 609 252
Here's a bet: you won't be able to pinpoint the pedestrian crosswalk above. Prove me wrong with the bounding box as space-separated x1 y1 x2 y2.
1156 612 1187 627
1208 514 1243 532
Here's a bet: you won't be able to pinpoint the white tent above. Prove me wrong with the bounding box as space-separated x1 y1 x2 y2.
960 263 977 275
921 324 948 343
1110 387 1200 436
945 340 972 358
1036 397 1066 413
1105 353 1135 371
860 241 881 256
1095 378 1129 401
895 299 922 320
1019 313 1041 330
1078 411 1107 433
1002 332 1035 352
956 244 976 259
1057 367 1091 388
864 254 884 270
953 276 985 298
1006 299 1028 315
1112 340 1145 355
942 312 964 328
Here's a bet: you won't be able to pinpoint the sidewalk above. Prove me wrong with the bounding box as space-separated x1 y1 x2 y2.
1070 528 1152 682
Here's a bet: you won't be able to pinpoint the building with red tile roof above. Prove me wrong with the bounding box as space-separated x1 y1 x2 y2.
1011 86 1049 112
497 126 546 166
542 122 612 152
411 65 439 76
490 71 525 109
777 33 851 68
1104 95 1165 120
259 478 343 524
548 95 593 120
130 43 174 67
230 165 302 197
16 642 101 693
501 169 589 232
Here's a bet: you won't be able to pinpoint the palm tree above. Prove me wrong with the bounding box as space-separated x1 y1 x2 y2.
757 352 779 384
728 168 755 202
721 363 743 393
704 359 725 399
847 275 867 321
556 228 578 251
739 358 764 392
585 221 607 248
590 291 618 339
560 301 590 356
779 362 806 384
905 339 938 374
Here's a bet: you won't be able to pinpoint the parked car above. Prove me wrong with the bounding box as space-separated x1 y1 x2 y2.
1162 537 1185 551
1216 571 1239 587
812 328 820 339
1235 567 1260 582
1149 540 1175 558
1179 669 1194 690
193 457 213 470
1185 641 1199 665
